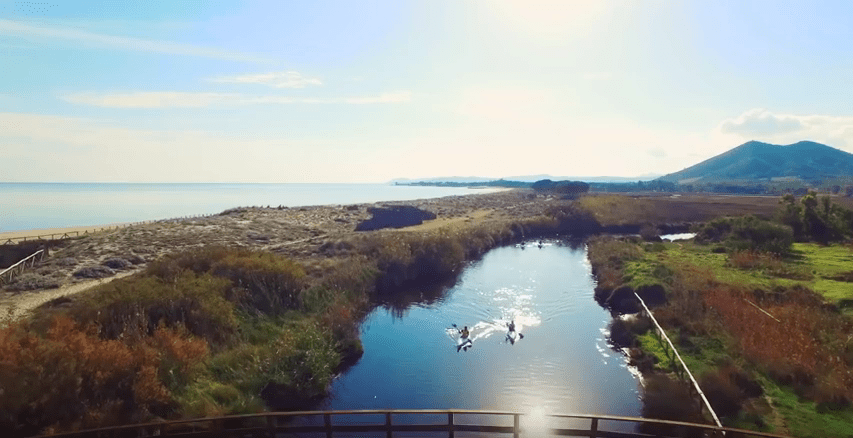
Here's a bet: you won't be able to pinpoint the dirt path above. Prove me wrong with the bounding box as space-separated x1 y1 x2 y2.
0 270 139 322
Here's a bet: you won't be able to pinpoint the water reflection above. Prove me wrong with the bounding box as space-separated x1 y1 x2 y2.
323 239 642 424
378 274 460 320
660 232 696 241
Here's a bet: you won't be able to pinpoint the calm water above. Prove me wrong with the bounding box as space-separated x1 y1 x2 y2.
0 183 501 232
313 240 642 433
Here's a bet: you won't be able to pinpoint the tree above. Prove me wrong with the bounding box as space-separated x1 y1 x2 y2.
777 194 804 239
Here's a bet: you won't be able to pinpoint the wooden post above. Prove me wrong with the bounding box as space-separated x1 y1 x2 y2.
266 415 275 438
447 412 454 438
324 413 332 438
211 418 224 438
386 412 393 438
590 417 598 438
513 414 520 438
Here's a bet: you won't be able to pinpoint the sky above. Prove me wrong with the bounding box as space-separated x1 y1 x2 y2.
2 0 853 183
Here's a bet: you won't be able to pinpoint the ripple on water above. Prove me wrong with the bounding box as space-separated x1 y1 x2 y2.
326 240 642 419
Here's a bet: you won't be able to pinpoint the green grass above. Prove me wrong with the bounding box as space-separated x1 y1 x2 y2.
636 330 729 377
790 243 853 314
763 379 853 438
607 239 853 437
626 242 853 302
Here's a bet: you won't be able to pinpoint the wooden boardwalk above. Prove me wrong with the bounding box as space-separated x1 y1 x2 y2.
34 409 792 438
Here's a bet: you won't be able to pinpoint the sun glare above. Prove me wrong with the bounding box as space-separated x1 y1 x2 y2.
522 405 551 435
491 0 608 40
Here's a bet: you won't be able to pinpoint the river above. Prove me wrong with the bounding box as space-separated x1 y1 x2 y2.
313 239 643 432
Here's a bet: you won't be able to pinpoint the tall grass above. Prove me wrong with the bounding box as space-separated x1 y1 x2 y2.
588 236 853 434
1 246 361 435
586 236 643 299
1 201 610 434
69 272 236 344
704 285 853 405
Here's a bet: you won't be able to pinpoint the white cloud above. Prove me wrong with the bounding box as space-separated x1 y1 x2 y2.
61 91 412 108
209 71 322 88
0 19 267 62
719 108 804 135
62 92 236 108
647 147 667 158
719 109 853 150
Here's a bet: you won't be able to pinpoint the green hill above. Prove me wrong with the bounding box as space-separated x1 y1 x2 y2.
658 141 853 184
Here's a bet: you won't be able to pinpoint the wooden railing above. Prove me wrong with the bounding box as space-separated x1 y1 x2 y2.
634 293 723 428
0 249 44 285
1 214 216 245
34 409 792 438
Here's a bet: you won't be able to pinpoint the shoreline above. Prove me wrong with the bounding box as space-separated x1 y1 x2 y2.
0 190 542 317
0 185 512 235
0 223 139 241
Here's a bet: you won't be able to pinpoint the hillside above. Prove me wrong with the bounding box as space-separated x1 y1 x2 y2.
658 141 853 184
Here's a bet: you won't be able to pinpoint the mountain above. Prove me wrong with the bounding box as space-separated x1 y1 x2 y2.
657 141 853 184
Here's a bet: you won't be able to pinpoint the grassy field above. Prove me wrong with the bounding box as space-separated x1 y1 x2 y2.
623 241 853 316
580 193 781 226
594 237 853 437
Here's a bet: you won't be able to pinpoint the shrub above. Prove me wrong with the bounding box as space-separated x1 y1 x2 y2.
211 251 306 316
145 246 234 279
694 216 793 254
70 272 236 344
208 320 339 409
72 265 115 279
588 237 643 292
0 316 207 436
102 257 132 270
124 254 146 265
640 374 705 430
7 273 61 291
608 314 651 348
639 224 662 242
698 366 760 418
147 247 306 316
55 257 77 267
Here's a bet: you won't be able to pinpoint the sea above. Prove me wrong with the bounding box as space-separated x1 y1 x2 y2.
0 183 504 233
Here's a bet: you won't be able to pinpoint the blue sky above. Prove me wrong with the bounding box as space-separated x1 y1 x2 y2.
2 0 853 182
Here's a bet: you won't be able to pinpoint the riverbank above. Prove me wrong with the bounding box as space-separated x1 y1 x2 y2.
587 235 853 438
1 191 819 436
3 189 593 436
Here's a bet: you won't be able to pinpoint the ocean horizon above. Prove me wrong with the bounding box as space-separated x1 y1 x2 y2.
1 183 503 233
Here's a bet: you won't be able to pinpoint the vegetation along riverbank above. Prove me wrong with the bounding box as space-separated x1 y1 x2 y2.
2 189 851 436
588 193 853 437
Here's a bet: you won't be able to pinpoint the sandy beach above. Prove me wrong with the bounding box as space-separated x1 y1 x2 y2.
0 189 553 319
0 223 138 242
